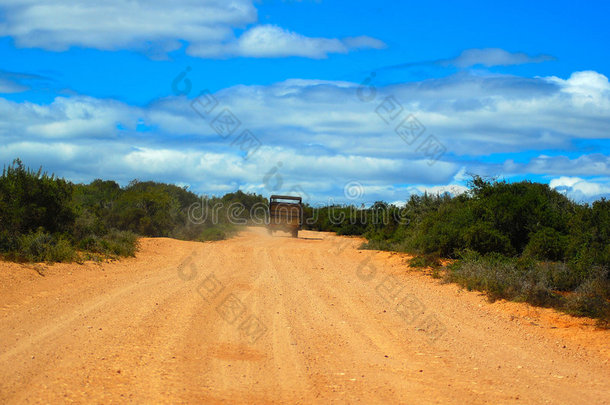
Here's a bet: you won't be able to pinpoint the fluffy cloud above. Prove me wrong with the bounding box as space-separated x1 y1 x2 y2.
189 25 384 59
550 177 610 202
197 70 610 157
546 70 610 106
0 96 138 139
0 0 384 59
0 0 256 51
1 70 609 202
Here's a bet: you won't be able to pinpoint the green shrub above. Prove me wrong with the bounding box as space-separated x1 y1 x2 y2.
0 159 75 237
537 261 582 291
198 225 237 241
14 229 76 262
78 230 138 257
564 272 610 322
360 238 397 251
1 159 273 262
100 230 139 257
464 222 515 256
446 253 609 321
524 227 567 261
48 236 78 262
17 229 53 262
447 253 520 300
446 252 563 306
408 254 441 269
170 223 207 241
0 229 18 252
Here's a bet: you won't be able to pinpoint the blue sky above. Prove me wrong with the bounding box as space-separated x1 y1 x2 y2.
0 0 609 204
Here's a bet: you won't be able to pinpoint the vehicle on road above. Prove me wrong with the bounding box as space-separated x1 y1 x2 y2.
267 195 303 238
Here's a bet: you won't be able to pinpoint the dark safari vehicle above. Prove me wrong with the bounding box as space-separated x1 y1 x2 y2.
267 195 303 238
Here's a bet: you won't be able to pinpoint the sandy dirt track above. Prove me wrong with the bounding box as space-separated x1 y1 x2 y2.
1 227 609 404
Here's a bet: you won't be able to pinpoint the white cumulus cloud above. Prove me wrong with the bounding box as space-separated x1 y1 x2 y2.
0 0 384 59
545 70 610 107
549 176 610 202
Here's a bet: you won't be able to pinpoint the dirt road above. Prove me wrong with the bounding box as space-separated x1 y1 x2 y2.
1 228 608 404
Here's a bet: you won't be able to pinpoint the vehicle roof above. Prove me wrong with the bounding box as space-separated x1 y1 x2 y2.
270 195 302 202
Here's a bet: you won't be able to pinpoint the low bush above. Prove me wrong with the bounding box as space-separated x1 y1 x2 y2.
446 252 609 321
199 224 238 242
563 267 610 323
445 252 533 302
100 230 139 257
408 254 441 269
8 229 77 262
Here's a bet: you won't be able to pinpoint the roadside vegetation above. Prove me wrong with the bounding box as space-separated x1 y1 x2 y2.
0 159 264 263
2 159 607 323
303 177 609 324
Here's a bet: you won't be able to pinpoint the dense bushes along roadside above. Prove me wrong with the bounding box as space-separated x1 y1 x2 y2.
0 159 265 262
303 177 609 324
